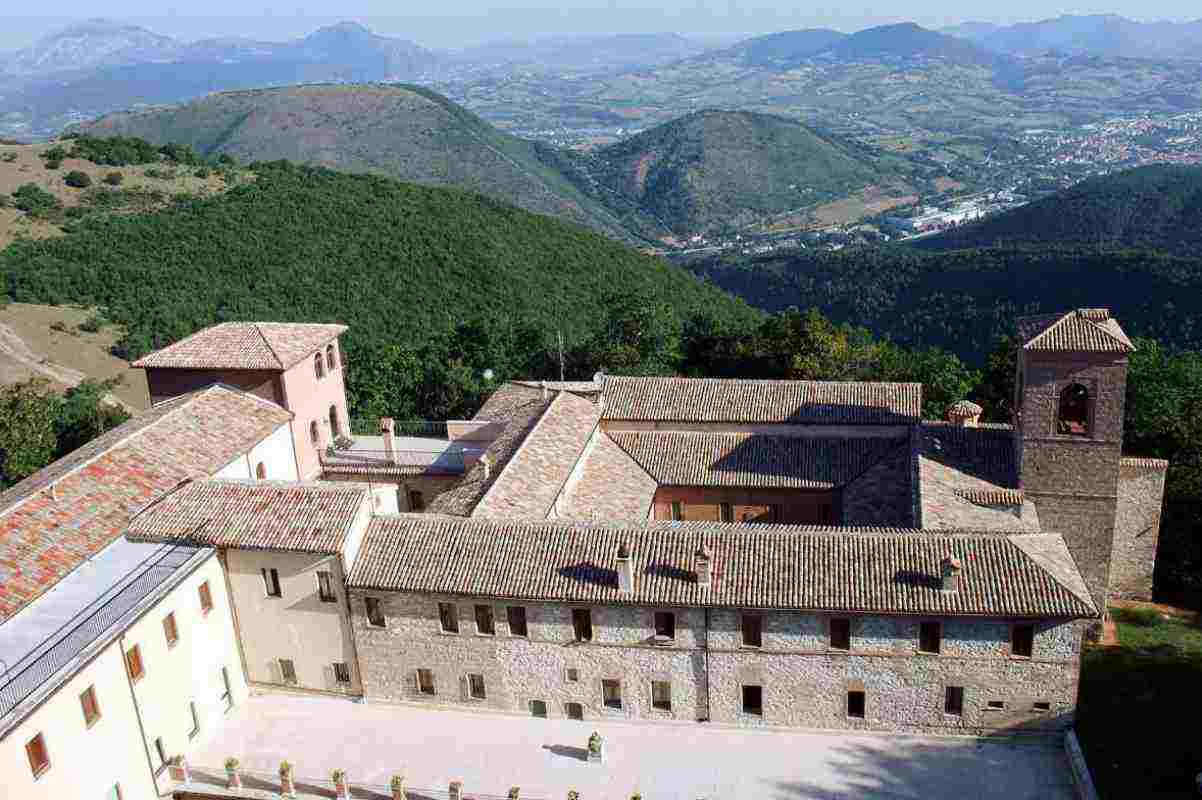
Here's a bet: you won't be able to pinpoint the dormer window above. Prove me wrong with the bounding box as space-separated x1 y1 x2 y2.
1057 383 1089 436
314 352 325 380
326 343 338 371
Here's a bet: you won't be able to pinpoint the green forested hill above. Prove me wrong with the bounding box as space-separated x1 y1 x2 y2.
575 110 883 236
79 84 634 241
919 165 1202 254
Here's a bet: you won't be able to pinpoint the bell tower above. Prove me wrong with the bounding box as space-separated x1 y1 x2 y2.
1014 309 1134 609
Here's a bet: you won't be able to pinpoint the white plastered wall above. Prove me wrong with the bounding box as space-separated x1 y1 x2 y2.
214 423 299 481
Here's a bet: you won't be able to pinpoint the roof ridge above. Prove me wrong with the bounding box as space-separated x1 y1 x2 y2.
250 322 285 370
1006 534 1097 616
472 389 563 516
1024 309 1132 352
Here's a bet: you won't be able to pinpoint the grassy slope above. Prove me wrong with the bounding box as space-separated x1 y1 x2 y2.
0 162 760 363
585 110 882 235
81 84 635 242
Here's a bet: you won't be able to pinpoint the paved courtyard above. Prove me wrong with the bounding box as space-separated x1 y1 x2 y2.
185 693 1077 800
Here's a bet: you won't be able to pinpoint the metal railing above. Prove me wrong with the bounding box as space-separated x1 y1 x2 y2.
321 447 468 475
181 764 536 800
0 543 194 720
350 420 451 439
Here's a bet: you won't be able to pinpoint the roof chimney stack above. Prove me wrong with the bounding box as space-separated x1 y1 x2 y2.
379 417 397 464
940 555 962 593
616 540 634 593
945 400 982 428
695 544 713 591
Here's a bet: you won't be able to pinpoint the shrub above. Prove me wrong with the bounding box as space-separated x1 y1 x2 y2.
1115 606 1162 628
144 167 170 180
194 166 211 179
224 757 240 770
44 159 61 170
1 152 16 163
64 171 91 189
331 769 347 783
49 321 68 333
64 207 87 219
217 153 236 166
0 194 8 208
42 145 67 161
508 787 520 800
104 172 124 186
70 135 160 166
159 142 202 165
11 183 61 216
78 314 105 333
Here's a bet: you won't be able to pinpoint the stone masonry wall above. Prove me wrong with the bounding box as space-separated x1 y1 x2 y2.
349 591 1084 735
1110 463 1168 599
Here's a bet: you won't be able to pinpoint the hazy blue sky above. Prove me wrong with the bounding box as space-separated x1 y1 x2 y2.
4 5 1202 51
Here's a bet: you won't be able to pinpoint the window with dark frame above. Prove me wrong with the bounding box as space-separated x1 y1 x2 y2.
198 581 213 614
80 685 101 727
987 699 1005 710
651 680 672 711
188 701 200 738
468 673 486 700
565 702 584 720
314 352 324 379
653 611 675 641
572 608 593 642
847 690 866 719
475 604 495 635
507 606 528 637
26 733 49 777
530 699 548 718
408 490 425 512
438 602 459 633
326 343 338 371
310 420 320 445
742 685 763 716
365 597 386 628
1012 624 1035 658
262 568 282 598
1057 382 1090 436
565 667 580 682
944 686 964 716
670 501 683 521
918 621 941 654
333 662 351 685
317 571 336 602
163 612 179 648
1033 701 1051 712
602 679 622 709
329 405 341 438
829 618 851 651
720 502 733 523
416 669 435 695
741 613 763 648
125 644 144 683
279 659 297 684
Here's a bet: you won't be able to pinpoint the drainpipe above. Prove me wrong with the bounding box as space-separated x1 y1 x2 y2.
119 632 160 795
702 607 712 723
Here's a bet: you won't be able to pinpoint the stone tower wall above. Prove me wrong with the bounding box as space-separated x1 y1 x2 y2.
1110 461 1168 599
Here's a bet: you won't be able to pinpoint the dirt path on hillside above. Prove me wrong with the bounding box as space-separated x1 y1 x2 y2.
0 321 136 413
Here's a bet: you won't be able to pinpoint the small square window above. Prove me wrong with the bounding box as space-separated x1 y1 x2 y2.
439 602 459 634
475 604 495 635
602 679 622 709
188 701 200 739
317 571 336 603
651 680 672 711
125 644 145 683
333 662 351 685
26 733 50 777
530 699 548 718
262 568 282 598
507 606 528 637
653 611 675 641
829 618 851 651
919 621 941 655
80 685 101 727
198 581 213 614
565 702 584 720
365 597 386 628
1033 701 1051 712
572 608 593 642
742 685 763 716
720 502 733 523
1012 624 1034 658
408 490 425 512
987 699 1005 710
945 686 964 716
468 673 486 700
847 690 866 719
162 612 179 648
741 614 763 648
279 659 297 684
416 669 436 695
565 667 580 683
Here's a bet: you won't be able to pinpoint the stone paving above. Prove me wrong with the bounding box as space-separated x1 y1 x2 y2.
182 692 1077 800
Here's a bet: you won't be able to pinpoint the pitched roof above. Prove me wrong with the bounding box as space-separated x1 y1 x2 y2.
0 385 291 621
473 391 602 520
126 479 371 554
1019 309 1134 354
608 431 906 489
558 428 658 523
349 515 1097 619
600 376 921 424
131 321 347 370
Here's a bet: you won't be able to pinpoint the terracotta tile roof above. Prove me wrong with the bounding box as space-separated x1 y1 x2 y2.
600 376 921 424
0 386 292 622
348 515 1096 618
131 322 347 370
1119 457 1169 471
127 479 371 554
558 429 658 523
607 431 906 489
919 422 1017 490
474 391 602 520
1019 309 1134 354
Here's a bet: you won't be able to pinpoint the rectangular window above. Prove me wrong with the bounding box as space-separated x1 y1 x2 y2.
162 612 179 648
602 679 622 709
365 597 386 628
945 686 964 716
188 701 200 738
279 658 297 685
829 618 851 651
80 685 101 727
333 662 351 685
475 604 495 635
670 501 683 521
408 490 425 512
919 621 941 655
565 702 583 720
26 733 49 777
220 666 233 709
742 685 763 716
987 700 1005 710
530 699 548 718
416 669 435 695
741 613 763 648
720 502 733 523
565 667 580 683
507 606 528 637
1033 701 1051 712
769 504 782 522
653 611 675 641
1012 624 1034 658
847 690 866 719
125 644 144 683
154 737 167 769
572 608 593 642
198 581 213 615
317 571 336 603
262 568 282 598
438 602 459 633
468 673 486 700
651 680 672 711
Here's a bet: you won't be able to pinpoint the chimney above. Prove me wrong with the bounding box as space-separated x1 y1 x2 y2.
379 417 397 464
615 540 634 593
940 555 962 593
694 544 713 591
480 453 492 481
945 400 982 428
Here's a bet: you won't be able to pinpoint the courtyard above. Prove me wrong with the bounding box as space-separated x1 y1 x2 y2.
181 693 1077 800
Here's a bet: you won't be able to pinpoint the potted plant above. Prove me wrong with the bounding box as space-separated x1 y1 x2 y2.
279 761 296 797
568 791 580 800
167 754 190 783
332 769 350 800
224 757 241 789
391 774 407 800
509 787 521 800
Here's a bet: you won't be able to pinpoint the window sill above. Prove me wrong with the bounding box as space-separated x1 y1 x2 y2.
739 644 762 650
438 630 460 636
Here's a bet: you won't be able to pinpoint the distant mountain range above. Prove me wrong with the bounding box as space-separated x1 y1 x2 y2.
943 14 1202 60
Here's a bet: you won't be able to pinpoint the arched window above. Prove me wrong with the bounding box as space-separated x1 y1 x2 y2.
255 462 267 479
326 343 338 371
329 405 340 438
314 352 325 380
1057 383 1090 436
310 420 320 446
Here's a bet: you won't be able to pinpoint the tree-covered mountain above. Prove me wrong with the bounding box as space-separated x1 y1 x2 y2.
945 14 1202 60
918 165 1202 255
828 22 999 67
713 29 848 69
